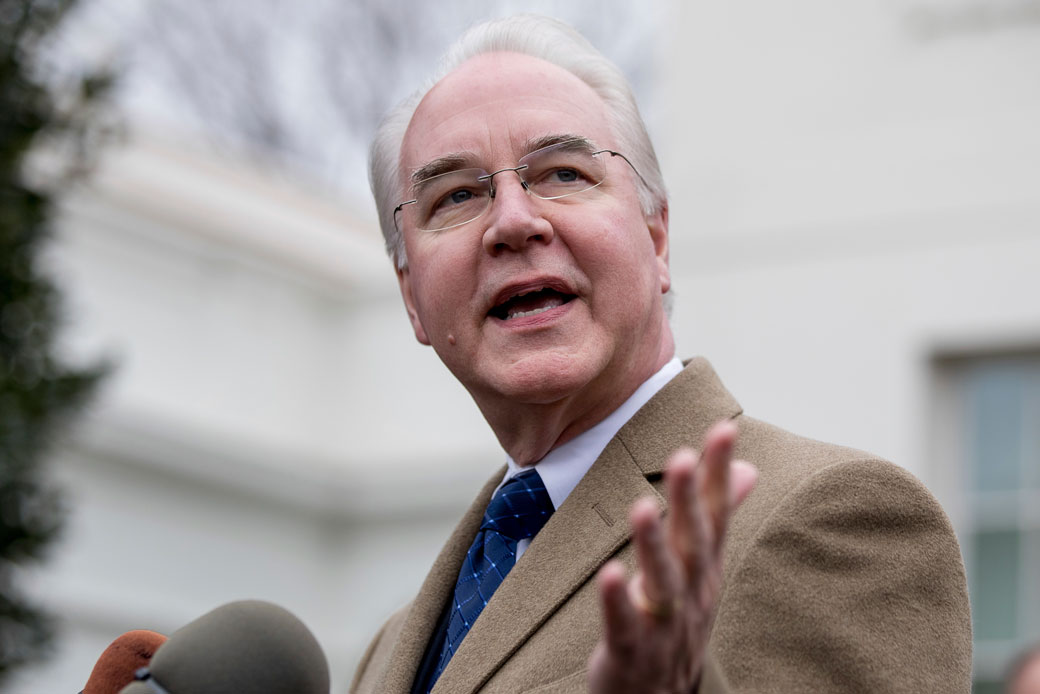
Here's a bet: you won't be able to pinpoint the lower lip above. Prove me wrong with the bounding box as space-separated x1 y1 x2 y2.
490 300 574 329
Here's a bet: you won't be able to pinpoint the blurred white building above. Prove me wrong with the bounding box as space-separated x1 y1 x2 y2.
9 3 1040 693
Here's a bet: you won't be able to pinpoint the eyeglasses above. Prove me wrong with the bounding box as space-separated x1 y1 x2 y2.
393 139 643 234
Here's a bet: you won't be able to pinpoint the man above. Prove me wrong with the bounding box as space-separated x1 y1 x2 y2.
351 15 972 694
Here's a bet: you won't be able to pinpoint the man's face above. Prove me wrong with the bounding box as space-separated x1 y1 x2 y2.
396 52 671 413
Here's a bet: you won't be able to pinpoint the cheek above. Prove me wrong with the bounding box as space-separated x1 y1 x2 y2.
407 246 474 324
411 269 453 323
580 212 658 282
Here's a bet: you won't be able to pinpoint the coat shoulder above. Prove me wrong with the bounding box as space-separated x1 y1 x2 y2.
735 415 884 480
717 416 973 693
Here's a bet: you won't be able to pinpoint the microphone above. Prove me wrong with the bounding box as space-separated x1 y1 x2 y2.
118 600 329 694
82 630 168 694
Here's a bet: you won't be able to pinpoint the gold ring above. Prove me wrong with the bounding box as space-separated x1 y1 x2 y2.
632 585 680 619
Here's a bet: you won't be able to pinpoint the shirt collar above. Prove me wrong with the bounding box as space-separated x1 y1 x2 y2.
500 357 684 509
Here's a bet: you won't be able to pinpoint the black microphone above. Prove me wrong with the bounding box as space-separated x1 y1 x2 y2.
118 600 329 694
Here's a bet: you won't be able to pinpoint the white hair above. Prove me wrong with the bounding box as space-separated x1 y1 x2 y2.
369 14 668 269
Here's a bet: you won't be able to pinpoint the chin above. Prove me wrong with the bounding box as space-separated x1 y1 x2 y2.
479 348 605 405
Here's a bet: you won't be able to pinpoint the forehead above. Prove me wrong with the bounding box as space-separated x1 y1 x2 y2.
401 52 613 173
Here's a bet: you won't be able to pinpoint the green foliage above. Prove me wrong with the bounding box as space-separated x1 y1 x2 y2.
0 0 112 679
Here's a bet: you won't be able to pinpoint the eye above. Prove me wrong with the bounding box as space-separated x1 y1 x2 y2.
430 187 480 212
421 184 486 225
409 167 490 230
548 168 581 184
448 189 475 204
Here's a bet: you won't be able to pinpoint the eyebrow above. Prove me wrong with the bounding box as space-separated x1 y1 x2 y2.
522 134 597 155
408 134 598 188
410 153 478 186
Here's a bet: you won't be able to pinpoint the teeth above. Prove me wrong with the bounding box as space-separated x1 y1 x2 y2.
506 297 563 320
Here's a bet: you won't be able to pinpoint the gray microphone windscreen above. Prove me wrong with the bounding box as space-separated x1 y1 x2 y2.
118 600 329 694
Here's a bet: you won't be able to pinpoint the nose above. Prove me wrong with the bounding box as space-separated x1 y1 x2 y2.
481 172 555 255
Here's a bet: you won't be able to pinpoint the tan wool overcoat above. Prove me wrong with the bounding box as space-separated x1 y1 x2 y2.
350 358 973 694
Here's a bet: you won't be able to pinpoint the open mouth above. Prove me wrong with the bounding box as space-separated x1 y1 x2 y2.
489 287 576 321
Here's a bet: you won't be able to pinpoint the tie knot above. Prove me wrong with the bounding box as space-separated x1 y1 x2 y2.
481 469 554 542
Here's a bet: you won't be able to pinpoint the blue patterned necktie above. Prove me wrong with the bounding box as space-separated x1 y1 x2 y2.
425 468 554 691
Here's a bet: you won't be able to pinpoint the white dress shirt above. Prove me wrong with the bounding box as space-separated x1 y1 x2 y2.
496 357 684 559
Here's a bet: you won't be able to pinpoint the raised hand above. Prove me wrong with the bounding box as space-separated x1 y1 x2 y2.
587 421 757 694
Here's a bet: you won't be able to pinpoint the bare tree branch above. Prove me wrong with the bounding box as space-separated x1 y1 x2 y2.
77 0 662 195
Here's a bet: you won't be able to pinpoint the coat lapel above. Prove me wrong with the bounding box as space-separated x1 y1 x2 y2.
424 358 743 694
617 357 743 476
375 471 504 694
434 437 661 694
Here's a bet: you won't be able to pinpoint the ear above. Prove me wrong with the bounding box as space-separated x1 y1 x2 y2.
396 266 432 346
646 204 671 294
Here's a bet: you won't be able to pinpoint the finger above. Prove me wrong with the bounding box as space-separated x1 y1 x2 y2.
596 560 639 656
729 459 758 508
665 448 706 579
631 496 682 612
699 421 737 552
